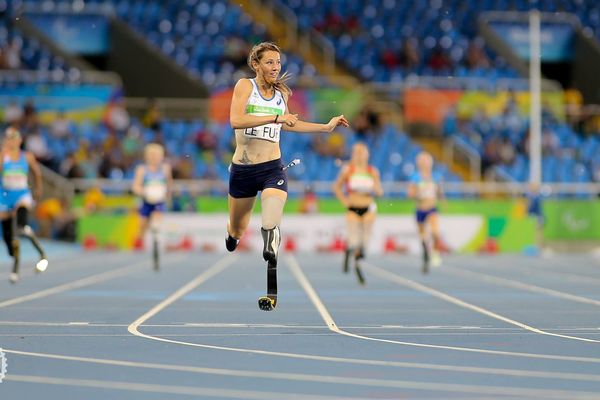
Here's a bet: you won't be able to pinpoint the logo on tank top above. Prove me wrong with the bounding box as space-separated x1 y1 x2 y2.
277 98 282 105
277 179 284 186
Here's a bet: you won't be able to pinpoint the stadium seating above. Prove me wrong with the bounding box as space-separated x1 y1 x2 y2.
0 23 69 75
443 108 599 186
38 116 460 192
19 0 320 90
279 0 600 82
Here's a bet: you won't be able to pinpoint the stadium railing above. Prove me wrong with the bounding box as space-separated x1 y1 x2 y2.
246 0 336 74
0 69 122 86
69 179 599 199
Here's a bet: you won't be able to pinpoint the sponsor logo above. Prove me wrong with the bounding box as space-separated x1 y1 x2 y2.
561 211 590 233
277 179 284 186
277 98 282 105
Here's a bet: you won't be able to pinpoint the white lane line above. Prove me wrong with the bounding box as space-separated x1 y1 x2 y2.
287 255 600 363
5 321 600 332
444 266 600 307
6 348 600 397
4 374 364 400
128 254 239 335
0 254 187 309
123 255 600 381
364 262 600 344
1 251 132 280
483 258 600 285
5 332 600 338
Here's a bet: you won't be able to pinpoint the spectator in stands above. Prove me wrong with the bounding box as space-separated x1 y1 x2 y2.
400 38 420 70
564 84 583 130
195 124 218 153
105 98 130 134
103 155 125 180
142 98 162 132
59 152 85 179
427 46 452 72
171 188 196 212
172 156 194 179
313 130 345 158
354 105 381 138
122 125 143 171
481 136 501 175
499 138 515 165
24 128 54 168
319 9 344 36
464 38 490 70
21 99 39 134
299 186 318 214
542 129 559 156
50 111 72 140
3 100 23 126
381 48 399 70
224 36 249 68
0 37 22 69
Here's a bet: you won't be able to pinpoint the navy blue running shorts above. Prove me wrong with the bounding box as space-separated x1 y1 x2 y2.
416 207 438 224
229 158 288 198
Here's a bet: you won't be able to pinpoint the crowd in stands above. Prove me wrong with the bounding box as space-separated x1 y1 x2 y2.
280 0 519 81
443 94 600 184
2 96 459 195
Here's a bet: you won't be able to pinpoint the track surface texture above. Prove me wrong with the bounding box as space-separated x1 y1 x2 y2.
0 243 599 399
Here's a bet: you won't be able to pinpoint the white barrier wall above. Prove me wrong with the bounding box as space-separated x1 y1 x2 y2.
157 213 483 255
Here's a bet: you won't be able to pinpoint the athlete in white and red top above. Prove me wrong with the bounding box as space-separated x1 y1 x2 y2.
333 143 383 285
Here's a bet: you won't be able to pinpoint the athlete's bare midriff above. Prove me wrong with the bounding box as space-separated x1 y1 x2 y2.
232 129 281 165
416 198 437 211
347 192 374 208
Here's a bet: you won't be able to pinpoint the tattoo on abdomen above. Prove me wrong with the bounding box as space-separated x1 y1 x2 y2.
239 150 252 164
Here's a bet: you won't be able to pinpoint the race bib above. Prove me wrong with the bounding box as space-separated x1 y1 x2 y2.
243 123 281 143
144 183 167 204
417 182 437 200
2 172 28 190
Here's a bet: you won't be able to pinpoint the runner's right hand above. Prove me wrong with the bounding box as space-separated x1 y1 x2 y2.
280 113 298 127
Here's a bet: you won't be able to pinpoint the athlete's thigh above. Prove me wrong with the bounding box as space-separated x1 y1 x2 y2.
345 210 361 225
15 192 33 210
228 195 256 227
427 212 440 233
362 210 376 225
417 222 427 237
261 187 287 202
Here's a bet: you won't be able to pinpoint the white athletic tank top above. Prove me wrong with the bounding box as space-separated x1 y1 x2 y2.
346 165 376 195
412 172 439 201
142 164 168 204
237 78 286 143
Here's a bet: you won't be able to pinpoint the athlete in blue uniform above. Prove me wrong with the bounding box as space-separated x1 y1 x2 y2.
132 143 172 271
0 127 47 283
408 151 444 274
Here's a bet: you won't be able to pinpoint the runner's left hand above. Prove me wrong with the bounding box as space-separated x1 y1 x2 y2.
325 115 349 132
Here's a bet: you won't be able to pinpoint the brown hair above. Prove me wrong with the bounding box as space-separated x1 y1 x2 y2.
247 42 292 96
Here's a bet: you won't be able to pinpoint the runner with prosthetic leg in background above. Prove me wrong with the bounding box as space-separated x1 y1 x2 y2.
333 143 383 285
132 143 172 271
408 151 444 274
0 127 47 283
